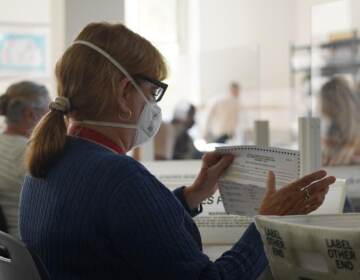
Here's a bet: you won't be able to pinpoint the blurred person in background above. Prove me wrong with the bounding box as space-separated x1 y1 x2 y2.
154 101 202 160
205 82 241 143
0 81 49 235
172 101 202 160
154 122 176 160
320 76 360 166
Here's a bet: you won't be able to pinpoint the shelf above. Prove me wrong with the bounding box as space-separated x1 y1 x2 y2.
291 61 360 76
290 36 360 99
291 38 360 52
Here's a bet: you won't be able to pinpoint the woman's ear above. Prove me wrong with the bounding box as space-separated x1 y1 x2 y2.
122 79 135 101
117 78 134 121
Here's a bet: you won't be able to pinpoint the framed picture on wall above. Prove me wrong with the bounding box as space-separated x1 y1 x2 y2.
0 24 50 78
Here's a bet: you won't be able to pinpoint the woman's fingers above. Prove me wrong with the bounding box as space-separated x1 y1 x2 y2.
210 154 234 177
260 171 336 216
201 152 222 168
305 176 335 195
288 170 327 191
287 190 327 215
273 177 331 215
265 171 276 196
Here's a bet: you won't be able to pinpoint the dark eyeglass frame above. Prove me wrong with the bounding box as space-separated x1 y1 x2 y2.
134 74 168 103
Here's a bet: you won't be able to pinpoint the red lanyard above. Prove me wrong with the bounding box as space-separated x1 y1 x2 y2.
68 125 125 155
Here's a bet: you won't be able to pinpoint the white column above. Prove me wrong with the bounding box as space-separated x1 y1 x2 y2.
50 0 66 97
254 120 270 147
350 0 360 32
298 117 321 176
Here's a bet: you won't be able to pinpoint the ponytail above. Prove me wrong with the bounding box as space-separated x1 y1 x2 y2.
25 111 67 178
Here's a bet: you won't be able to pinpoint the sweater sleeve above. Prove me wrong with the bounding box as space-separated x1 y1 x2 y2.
106 170 267 280
173 186 203 217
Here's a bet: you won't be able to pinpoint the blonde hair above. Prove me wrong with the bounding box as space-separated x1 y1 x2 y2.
320 76 360 162
25 22 167 178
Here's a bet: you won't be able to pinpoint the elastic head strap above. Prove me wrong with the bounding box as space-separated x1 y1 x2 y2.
71 120 138 129
72 40 150 105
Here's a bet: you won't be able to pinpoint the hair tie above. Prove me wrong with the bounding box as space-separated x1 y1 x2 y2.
49 96 71 114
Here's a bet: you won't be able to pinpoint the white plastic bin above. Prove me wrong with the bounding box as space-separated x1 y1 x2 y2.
255 214 360 280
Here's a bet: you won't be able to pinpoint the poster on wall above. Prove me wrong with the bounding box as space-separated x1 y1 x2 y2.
0 25 50 77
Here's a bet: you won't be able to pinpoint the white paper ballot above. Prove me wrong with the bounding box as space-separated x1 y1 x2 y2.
216 146 300 216
142 160 252 244
255 214 360 280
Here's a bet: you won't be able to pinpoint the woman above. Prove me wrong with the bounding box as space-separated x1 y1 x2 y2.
0 81 49 235
320 76 360 166
20 22 335 280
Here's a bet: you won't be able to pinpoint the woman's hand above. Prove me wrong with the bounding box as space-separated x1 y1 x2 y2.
183 153 234 209
259 170 336 215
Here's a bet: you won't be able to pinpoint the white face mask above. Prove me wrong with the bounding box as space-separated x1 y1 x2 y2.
71 40 162 148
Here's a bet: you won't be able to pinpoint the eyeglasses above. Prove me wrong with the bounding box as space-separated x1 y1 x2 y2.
134 74 168 103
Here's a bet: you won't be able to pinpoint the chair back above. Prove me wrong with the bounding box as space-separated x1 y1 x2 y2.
0 231 42 280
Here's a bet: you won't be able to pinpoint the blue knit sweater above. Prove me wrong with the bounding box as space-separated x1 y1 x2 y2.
19 137 267 279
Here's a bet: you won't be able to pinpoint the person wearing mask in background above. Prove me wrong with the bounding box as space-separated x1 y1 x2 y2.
320 76 360 166
205 82 241 143
0 81 49 235
172 101 202 160
20 22 334 280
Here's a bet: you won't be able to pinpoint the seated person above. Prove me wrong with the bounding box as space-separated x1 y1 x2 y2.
172 101 201 160
0 81 49 235
20 22 334 280
154 122 176 160
319 76 360 166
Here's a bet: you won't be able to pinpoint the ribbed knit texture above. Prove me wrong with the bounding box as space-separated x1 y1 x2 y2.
19 137 267 280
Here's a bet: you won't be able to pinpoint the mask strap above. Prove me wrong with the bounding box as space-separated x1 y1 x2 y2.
72 120 138 129
72 40 151 105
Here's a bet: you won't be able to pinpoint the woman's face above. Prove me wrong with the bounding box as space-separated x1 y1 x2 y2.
111 77 163 150
124 80 158 125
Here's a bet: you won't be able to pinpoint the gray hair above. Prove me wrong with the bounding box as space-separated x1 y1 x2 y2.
0 81 49 124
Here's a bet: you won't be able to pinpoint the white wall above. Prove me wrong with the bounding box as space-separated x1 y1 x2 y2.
1 0 50 23
294 0 356 44
193 0 299 144
51 0 125 96
197 0 297 95
350 0 360 32
64 0 125 46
